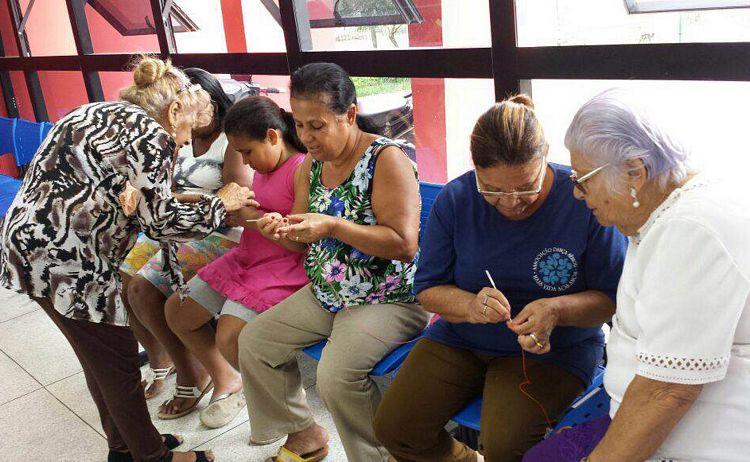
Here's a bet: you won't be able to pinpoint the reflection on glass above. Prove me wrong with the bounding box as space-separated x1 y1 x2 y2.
532 79 750 172
85 0 160 53
19 0 76 56
517 0 750 46
300 0 490 51
352 77 494 183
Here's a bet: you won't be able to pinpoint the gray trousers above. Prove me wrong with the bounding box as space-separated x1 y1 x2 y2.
238 284 429 462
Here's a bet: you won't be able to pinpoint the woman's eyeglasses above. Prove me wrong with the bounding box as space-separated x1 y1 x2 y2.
569 164 608 194
475 157 547 198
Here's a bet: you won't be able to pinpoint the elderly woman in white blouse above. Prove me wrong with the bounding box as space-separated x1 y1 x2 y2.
523 89 750 462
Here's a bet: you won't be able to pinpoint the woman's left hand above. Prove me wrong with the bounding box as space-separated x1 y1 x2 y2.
506 298 560 354
278 213 337 244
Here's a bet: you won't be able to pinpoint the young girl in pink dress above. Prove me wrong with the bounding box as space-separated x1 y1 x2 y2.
161 96 309 429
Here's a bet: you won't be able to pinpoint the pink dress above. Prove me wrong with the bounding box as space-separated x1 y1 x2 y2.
197 154 308 312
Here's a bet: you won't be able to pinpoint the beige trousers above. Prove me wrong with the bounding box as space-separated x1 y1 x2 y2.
238 284 429 462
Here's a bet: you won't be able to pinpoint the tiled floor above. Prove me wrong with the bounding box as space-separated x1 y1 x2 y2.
0 287 348 461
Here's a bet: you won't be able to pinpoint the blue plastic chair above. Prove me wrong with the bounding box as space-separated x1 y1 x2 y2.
40 122 54 143
302 181 445 376
0 117 16 157
451 365 609 432
555 366 610 430
0 176 21 217
419 181 442 242
14 119 43 169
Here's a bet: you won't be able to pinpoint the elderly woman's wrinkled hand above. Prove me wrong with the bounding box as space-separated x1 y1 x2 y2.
119 181 139 216
466 287 512 324
216 182 258 212
278 213 336 244
257 212 285 241
507 298 560 354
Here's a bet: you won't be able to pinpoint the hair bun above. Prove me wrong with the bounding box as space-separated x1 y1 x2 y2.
132 56 171 88
508 94 534 109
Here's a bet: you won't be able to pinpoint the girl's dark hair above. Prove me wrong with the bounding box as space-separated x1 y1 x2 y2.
223 95 306 153
290 62 383 135
471 94 547 168
183 67 233 129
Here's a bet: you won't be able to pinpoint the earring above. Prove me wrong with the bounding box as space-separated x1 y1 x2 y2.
630 187 640 208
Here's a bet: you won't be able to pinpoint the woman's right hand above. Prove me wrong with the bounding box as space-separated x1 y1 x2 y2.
465 287 512 324
257 213 285 240
119 181 139 216
216 182 258 212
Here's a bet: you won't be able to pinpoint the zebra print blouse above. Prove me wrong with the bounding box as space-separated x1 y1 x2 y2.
0 102 226 326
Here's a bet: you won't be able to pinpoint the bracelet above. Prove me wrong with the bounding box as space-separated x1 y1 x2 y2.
580 458 591 462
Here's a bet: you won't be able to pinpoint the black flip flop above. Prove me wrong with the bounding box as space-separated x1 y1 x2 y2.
163 450 211 461
161 433 183 450
107 434 184 461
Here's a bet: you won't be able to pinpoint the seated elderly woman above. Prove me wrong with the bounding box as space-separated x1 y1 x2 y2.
373 95 627 462
523 90 750 462
0 56 255 462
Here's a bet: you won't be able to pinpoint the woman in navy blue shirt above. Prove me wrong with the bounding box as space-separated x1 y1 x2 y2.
374 95 627 462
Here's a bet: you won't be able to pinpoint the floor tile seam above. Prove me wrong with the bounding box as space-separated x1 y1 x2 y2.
0 306 41 324
45 386 107 440
187 418 251 451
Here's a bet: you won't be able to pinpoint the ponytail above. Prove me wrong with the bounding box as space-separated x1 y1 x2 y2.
356 114 384 136
279 108 307 153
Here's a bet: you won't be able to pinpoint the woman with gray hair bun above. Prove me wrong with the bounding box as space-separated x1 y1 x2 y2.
524 89 750 462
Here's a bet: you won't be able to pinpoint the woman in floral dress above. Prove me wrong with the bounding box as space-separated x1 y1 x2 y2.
236 62 429 462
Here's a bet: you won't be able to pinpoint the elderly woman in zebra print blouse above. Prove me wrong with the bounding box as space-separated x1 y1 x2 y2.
0 57 254 462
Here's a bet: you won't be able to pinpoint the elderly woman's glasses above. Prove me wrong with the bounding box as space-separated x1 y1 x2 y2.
178 83 201 95
569 164 609 194
475 157 547 198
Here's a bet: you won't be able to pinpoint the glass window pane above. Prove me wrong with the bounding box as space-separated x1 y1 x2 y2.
9 71 34 121
38 71 89 121
351 77 493 182
532 79 750 171
85 0 160 54
100 71 134 102
241 0 286 52
19 0 76 56
517 0 750 46
173 0 287 53
0 1 19 56
173 0 227 53
298 0 490 51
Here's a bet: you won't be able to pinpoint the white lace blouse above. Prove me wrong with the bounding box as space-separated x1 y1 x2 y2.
604 174 750 461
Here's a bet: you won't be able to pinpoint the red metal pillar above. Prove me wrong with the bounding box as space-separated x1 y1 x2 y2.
409 0 447 183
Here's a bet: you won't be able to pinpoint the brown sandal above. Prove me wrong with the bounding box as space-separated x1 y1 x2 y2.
157 379 214 420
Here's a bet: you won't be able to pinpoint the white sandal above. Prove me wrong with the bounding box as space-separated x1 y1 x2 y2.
157 379 214 420
141 365 176 398
199 390 246 428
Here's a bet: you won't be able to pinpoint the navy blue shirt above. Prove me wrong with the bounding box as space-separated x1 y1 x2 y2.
416 164 627 386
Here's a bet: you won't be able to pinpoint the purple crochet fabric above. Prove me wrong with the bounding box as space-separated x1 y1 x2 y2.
522 416 611 462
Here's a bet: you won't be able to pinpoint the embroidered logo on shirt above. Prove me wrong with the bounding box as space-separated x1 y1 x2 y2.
532 248 578 292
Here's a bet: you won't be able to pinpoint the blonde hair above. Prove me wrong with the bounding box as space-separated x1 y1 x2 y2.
470 94 547 168
119 55 213 131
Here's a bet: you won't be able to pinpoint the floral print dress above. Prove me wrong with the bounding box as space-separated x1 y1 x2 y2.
305 137 418 312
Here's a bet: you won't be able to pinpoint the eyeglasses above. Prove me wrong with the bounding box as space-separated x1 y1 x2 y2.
475 157 547 198
178 83 201 95
569 164 609 194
